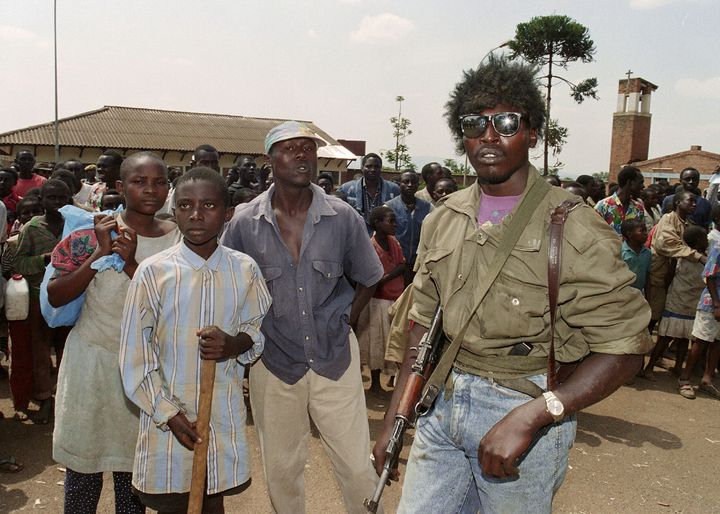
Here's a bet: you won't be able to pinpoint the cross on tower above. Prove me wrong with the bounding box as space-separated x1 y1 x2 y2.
625 69 633 91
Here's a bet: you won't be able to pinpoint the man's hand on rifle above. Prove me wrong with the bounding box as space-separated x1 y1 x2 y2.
371 433 400 482
371 322 426 482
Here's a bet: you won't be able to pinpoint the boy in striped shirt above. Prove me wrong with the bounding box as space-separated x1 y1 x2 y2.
120 168 271 514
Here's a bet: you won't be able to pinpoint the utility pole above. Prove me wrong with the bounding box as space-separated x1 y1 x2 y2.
53 0 60 162
394 96 404 172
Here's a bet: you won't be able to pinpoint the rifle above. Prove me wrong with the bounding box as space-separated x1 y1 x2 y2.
364 304 444 513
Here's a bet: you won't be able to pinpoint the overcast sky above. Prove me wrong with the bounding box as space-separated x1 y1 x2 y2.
1 0 718 177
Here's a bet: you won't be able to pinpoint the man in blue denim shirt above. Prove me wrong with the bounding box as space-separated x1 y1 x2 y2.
221 121 385 514
385 170 432 278
337 153 400 234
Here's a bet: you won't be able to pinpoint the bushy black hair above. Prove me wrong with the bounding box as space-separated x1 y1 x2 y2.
119 151 168 181
445 55 545 154
175 167 230 207
620 218 645 239
368 205 393 231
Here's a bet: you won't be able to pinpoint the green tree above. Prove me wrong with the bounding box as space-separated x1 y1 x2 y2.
442 158 473 176
382 96 413 171
540 119 569 172
508 15 598 174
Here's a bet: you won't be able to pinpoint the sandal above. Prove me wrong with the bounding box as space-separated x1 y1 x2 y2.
678 380 696 399
0 456 24 473
13 410 29 422
699 382 720 400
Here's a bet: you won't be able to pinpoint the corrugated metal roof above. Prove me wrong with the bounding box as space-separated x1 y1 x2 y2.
0 106 355 159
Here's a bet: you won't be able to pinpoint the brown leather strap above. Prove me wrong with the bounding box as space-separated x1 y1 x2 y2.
547 199 581 391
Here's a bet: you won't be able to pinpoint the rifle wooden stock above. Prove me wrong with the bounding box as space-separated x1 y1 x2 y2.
395 372 425 423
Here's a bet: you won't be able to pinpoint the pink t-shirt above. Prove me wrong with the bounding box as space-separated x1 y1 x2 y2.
13 174 46 198
477 192 522 226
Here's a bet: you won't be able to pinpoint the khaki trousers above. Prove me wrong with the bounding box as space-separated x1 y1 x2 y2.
250 332 382 514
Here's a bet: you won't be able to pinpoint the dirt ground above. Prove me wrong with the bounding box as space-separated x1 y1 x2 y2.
1 360 719 513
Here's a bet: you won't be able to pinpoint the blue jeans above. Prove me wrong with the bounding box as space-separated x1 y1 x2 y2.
398 370 576 514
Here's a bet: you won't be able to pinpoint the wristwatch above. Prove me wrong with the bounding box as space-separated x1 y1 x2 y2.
543 391 565 423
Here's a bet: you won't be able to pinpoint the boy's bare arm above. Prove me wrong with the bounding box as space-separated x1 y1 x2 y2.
378 263 406 286
197 326 253 360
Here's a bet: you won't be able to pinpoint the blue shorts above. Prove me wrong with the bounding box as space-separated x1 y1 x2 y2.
397 370 576 514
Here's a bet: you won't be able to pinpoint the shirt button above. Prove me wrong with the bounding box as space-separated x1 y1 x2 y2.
305 336 310 341
302 310 306 315
298 287 303 292
512 298 520 306
327 273 331 278
309 359 314 363
457 273 463 279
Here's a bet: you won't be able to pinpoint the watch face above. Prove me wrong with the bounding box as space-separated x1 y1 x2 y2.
548 399 564 416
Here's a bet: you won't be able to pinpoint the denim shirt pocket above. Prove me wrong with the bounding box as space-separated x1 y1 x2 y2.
260 265 290 317
311 260 344 307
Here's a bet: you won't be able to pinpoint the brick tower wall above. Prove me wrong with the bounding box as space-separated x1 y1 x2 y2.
609 114 652 182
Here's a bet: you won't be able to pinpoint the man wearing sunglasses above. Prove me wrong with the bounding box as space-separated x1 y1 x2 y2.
373 56 652 513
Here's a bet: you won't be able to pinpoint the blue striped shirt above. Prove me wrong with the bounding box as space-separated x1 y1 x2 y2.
119 242 271 494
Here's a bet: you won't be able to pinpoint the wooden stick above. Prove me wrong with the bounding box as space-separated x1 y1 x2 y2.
188 358 216 514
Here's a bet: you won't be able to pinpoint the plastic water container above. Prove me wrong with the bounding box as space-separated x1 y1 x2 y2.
5 274 29 321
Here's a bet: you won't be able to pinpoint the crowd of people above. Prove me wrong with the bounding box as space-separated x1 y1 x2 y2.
0 57 717 513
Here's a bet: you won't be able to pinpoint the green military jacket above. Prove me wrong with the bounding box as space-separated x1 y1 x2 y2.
408 166 653 379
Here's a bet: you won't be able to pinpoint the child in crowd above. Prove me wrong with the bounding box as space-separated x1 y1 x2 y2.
621 218 651 295
120 168 270 514
431 177 458 203
357 206 405 393
48 152 179 513
2 196 44 421
231 187 258 207
677 229 720 400
647 190 706 333
643 226 708 380
13 179 71 424
0 168 19 234
100 189 124 211
708 204 720 250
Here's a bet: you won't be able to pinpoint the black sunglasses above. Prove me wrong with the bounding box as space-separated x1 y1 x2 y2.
459 112 523 138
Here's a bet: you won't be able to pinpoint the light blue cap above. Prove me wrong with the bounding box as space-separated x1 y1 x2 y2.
264 121 327 154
